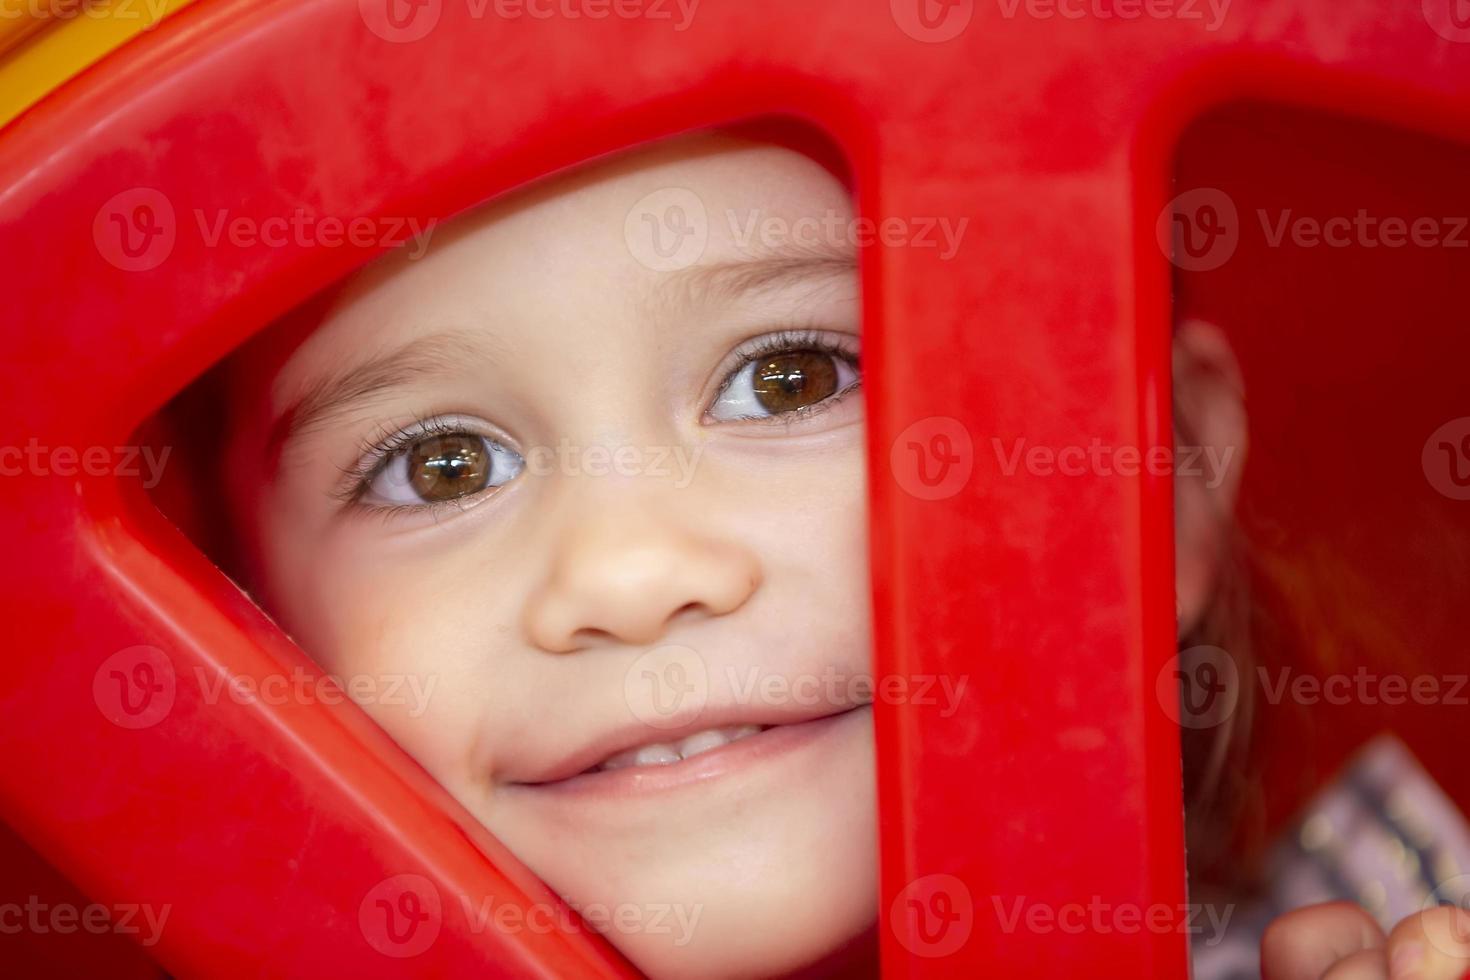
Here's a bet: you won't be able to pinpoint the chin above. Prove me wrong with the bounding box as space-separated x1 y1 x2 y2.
617 867 879 980
490 709 879 979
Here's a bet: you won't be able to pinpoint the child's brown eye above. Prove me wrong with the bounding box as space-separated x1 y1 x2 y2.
408 433 493 501
751 352 839 414
362 427 524 508
709 341 860 423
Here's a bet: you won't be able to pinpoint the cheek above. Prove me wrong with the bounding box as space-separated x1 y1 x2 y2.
729 438 872 638
256 517 521 783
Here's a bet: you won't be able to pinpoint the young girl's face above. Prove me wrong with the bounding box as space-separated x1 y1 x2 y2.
220 134 877 977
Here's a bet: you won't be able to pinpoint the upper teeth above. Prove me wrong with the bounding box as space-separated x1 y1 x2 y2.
593 724 766 772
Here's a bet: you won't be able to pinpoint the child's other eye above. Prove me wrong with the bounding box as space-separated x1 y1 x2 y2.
708 334 860 423
360 429 524 508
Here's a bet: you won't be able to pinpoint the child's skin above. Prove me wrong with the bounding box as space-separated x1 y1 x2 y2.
220 134 875 978
213 132 1468 978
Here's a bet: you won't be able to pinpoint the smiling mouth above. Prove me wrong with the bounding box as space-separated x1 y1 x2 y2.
587 724 769 774
507 702 870 795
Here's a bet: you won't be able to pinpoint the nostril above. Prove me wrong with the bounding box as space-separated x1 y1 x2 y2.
670 602 708 623
557 604 708 653
567 626 617 650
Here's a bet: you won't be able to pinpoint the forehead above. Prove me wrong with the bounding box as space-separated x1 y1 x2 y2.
237 132 853 414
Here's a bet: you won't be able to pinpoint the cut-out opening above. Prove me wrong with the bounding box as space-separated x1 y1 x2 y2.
135 120 883 979
1168 101 1470 969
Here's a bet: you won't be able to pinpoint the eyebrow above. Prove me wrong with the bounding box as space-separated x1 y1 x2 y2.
264 242 859 465
263 328 489 467
645 240 857 316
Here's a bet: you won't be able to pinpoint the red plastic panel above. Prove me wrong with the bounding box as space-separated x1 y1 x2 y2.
0 0 1467 975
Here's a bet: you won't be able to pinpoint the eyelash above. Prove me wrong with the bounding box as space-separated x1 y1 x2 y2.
336 326 862 513
707 327 862 425
333 414 501 514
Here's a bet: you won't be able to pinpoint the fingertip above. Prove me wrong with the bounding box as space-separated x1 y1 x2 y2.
1386 906 1470 980
1262 902 1388 980
1321 948 1390 980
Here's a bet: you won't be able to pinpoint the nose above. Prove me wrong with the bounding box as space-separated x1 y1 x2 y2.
523 492 763 653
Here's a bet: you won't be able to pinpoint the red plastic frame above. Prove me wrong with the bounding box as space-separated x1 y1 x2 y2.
2 0 1469 975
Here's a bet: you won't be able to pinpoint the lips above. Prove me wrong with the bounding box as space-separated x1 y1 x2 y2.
592 724 768 772
504 702 869 789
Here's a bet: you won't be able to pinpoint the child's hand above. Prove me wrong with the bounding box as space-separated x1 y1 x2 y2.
1261 901 1470 979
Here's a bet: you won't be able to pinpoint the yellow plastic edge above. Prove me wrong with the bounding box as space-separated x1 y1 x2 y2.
0 0 197 130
